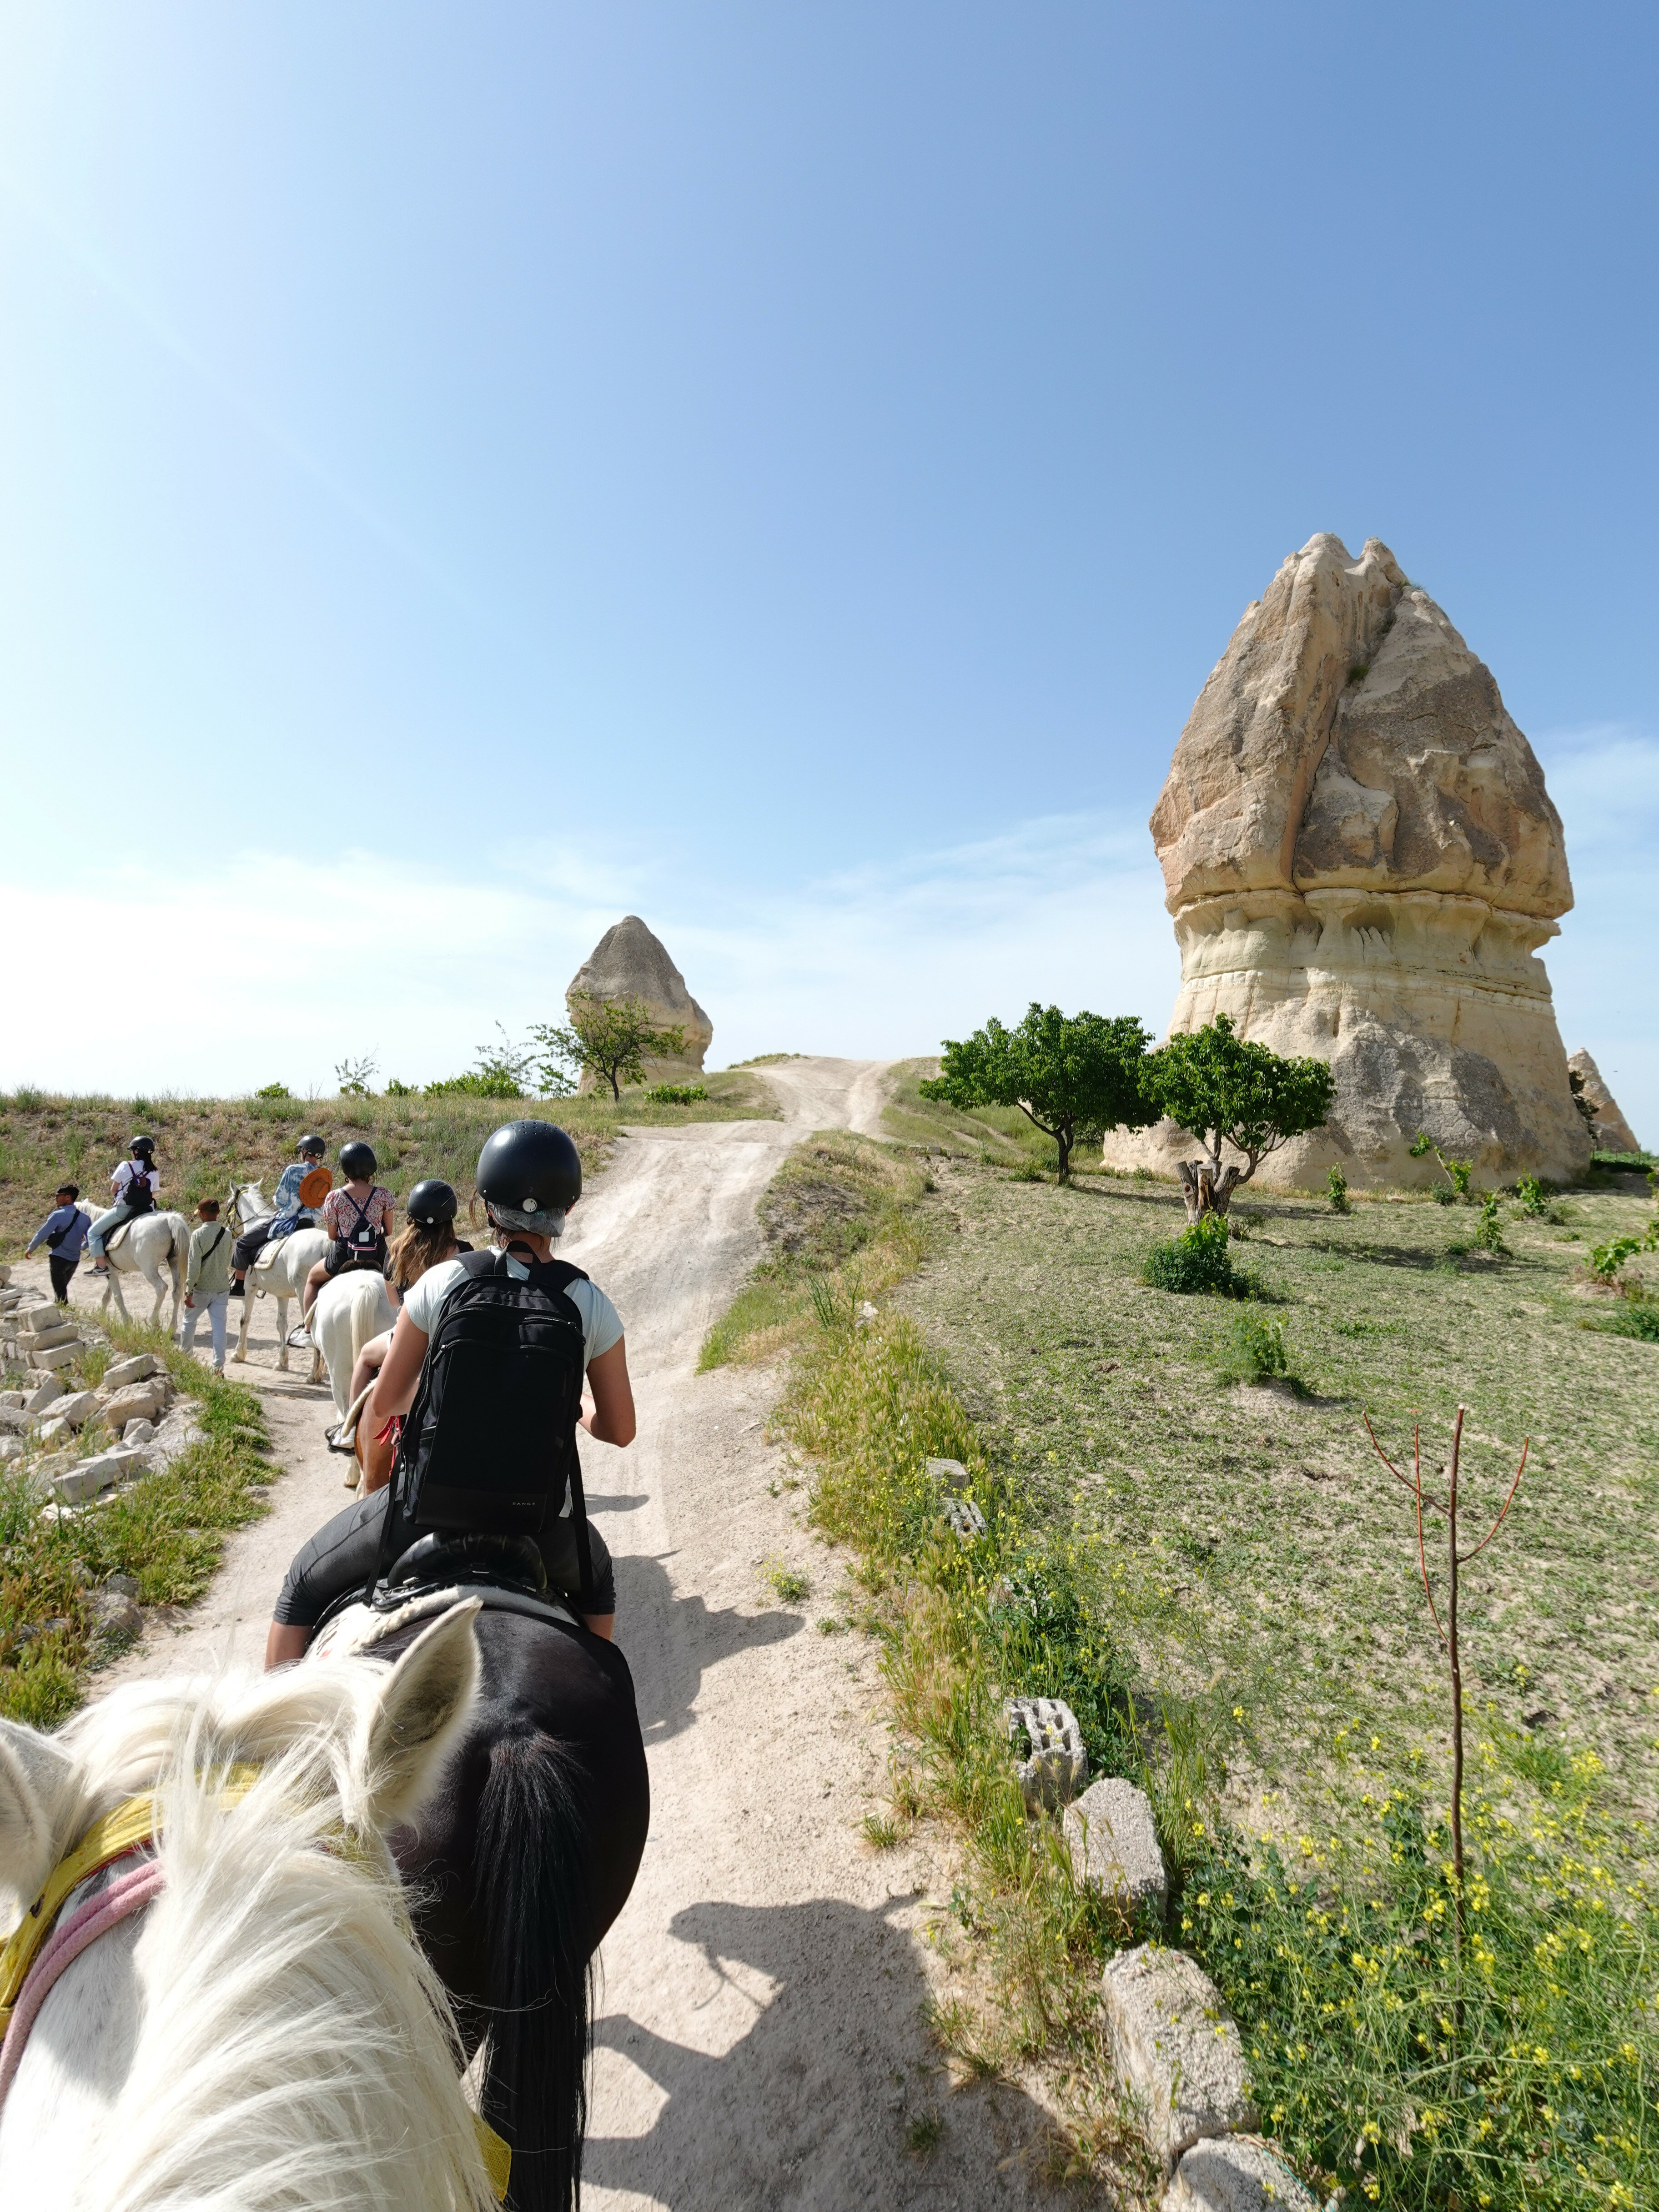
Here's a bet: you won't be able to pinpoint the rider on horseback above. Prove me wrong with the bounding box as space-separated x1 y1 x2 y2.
86 1136 159 1275
265 1120 633 1667
230 1132 328 1296
297 1142 395 1324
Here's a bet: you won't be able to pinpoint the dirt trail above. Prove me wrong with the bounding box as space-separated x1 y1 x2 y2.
56 1059 1053 2207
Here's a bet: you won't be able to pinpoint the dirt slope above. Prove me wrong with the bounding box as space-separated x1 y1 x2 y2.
57 1057 1054 2208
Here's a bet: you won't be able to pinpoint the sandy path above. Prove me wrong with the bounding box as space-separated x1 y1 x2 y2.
61 1061 1054 2206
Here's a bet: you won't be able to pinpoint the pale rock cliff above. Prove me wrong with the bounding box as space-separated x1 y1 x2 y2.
1102 533 1589 1189
1567 1049 1641 1155
567 915 714 1092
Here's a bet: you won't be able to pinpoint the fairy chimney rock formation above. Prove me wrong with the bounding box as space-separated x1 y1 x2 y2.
1101 533 1589 1189
566 915 713 1092
1568 1050 1640 1155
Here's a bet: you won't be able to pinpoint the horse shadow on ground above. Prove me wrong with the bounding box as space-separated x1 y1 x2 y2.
610 1553 803 1746
587 1896 1055 2210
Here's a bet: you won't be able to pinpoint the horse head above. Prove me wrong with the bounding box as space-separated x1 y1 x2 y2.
227 1179 266 1226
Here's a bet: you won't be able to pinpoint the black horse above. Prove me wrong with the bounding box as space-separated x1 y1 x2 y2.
375 1604 649 2212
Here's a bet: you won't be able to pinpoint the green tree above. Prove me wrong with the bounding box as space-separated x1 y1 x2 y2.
530 993 688 1102
920 1003 1155 1182
1146 1014 1335 1218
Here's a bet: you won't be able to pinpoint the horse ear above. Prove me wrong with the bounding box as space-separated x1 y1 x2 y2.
360 1599 481 1831
0 1720 78 1911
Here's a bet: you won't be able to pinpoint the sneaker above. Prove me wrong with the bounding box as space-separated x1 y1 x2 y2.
228 1281 245 1299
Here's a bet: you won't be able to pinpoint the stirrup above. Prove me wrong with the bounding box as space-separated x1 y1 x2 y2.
286 1325 312 1348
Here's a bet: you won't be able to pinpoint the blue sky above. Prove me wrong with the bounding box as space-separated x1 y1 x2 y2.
1 5 1654 1134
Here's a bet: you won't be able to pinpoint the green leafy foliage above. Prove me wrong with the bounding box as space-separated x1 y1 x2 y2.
424 1023 539 1100
1581 1300 1659 1342
1327 1165 1351 1214
1218 1309 1292 1387
1473 1192 1507 1252
920 1003 1154 1181
529 993 687 1103
1142 1214 1237 1295
1516 1175 1548 1217
253 1082 290 1100
644 1082 707 1105
1411 1132 1473 1198
1145 1015 1334 1198
1589 1217 1659 1281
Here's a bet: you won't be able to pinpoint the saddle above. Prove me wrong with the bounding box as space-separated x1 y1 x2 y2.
251 1238 287 1277
307 1534 578 1662
106 1221 134 1258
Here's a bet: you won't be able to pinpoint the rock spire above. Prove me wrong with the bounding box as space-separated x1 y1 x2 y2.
566 916 713 1091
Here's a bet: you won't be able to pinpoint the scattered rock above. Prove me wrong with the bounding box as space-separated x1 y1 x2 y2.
122 1418 156 1447
1102 1943 1254 2173
22 1376 65 1417
149 1407 206 1467
1569 1048 1641 1154
91 1589 144 1641
1101 533 1588 1190
943 1495 987 1545
566 915 714 1089
29 1339 85 1372
101 1382 168 1428
1005 1697 1088 1811
105 1573 141 1599
0 1405 26 1435
1161 2135 1317 2212
53 1456 120 1505
0 1435 21 1463
34 1451 79 1482
14 1303 68 1338
1064 1779 1168 1917
47 1390 101 1430
0 1390 25 1409
102 1352 161 1392
925 1456 970 1485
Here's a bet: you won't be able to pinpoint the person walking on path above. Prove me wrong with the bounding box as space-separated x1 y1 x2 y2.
230 1132 329 1297
25 1185 91 1304
179 1197 234 1373
87 1136 161 1273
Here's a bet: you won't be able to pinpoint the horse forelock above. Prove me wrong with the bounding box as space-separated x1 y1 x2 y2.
37 1666 494 2212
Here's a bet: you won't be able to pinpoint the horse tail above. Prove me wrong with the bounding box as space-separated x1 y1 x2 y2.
474 1730 593 2212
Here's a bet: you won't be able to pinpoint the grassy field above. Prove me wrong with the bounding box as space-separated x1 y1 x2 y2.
719 1079 1659 2206
0 1070 778 1252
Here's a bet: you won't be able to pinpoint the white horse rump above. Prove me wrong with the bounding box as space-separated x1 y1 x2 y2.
96 1212 189 1331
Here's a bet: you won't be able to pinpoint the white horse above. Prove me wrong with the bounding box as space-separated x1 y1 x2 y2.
0 1602 499 2211
312 1267 396 1422
227 1181 328 1379
96 1212 189 1331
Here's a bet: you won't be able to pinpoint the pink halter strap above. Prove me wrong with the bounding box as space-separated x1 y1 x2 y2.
0 1855 165 2111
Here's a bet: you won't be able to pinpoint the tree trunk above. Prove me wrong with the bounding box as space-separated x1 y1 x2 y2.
607 1066 621 1101
1056 1125 1072 1182
1176 1159 1245 1221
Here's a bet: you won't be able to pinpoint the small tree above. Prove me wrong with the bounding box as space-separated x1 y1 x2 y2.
920 1004 1154 1182
1145 1014 1335 1220
531 993 688 1103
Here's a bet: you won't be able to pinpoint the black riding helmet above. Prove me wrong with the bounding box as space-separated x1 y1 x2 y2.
339 1141 377 1181
406 1178 458 1227
131 1135 155 1159
475 1120 582 1224
297 1133 326 1158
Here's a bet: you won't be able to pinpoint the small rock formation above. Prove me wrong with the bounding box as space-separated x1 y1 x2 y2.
1161 2135 1317 2212
566 916 713 1093
1003 1696 1088 1810
1102 534 1589 1189
1102 1943 1255 2173
1063 1778 1168 1918
1568 1049 1641 1154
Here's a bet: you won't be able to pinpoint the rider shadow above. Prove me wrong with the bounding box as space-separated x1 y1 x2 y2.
587 1895 1055 2208
584 1491 650 1513
609 1552 803 1747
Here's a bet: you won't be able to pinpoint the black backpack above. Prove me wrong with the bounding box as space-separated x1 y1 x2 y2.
392 1247 594 1587
126 1165 155 1215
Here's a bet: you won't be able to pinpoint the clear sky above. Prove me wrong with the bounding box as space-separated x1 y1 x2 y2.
1 5 1654 1134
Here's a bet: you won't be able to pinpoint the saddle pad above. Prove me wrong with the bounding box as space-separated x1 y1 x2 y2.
106 1221 133 1257
312 1584 577 1662
251 1237 287 1276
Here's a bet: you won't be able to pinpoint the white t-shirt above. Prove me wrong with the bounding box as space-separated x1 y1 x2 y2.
400 1254 623 1366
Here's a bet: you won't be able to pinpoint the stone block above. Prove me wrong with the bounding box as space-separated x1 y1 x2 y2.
36 1416 71 1446
1161 2136 1316 2212
0 1390 25 1409
1064 1779 1168 1917
23 1376 65 1417
91 1589 144 1640
0 1436 20 1463
944 1495 987 1544
149 1406 205 1466
48 1390 101 1430
21 1312 76 1344
925 1456 969 1486
103 1352 160 1391
122 1418 156 1446
52 1455 119 1505
1005 1696 1088 1811
1103 1944 1254 2173
30 1340 84 1372
0 1405 25 1435
101 1382 167 1428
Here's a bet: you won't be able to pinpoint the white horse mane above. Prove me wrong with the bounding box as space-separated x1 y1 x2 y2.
13 1657 493 2212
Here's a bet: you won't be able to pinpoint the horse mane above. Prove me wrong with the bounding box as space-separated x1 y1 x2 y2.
53 1667 494 2212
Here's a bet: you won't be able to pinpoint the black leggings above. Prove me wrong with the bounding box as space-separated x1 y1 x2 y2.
274 1487 615 1629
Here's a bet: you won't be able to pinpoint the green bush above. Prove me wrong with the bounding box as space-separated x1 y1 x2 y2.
1473 1193 1507 1252
1218 1310 1294 1388
254 1082 290 1100
1582 1301 1659 1343
1327 1165 1351 1214
1143 1214 1237 1295
644 1082 708 1105
1515 1175 1548 1218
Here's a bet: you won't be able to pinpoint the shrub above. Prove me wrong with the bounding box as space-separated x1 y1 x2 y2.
1582 1301 1659 1342
1219 1310 1292 1387
645 1082 707 1104
1327 1165 1350 1213
254 1082 290 1100
1473 1192 1506 1252
383 1077 416 1097
1515 1174 1548 1217
1411 1132 1473 1199
1142 1215 1236 1295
